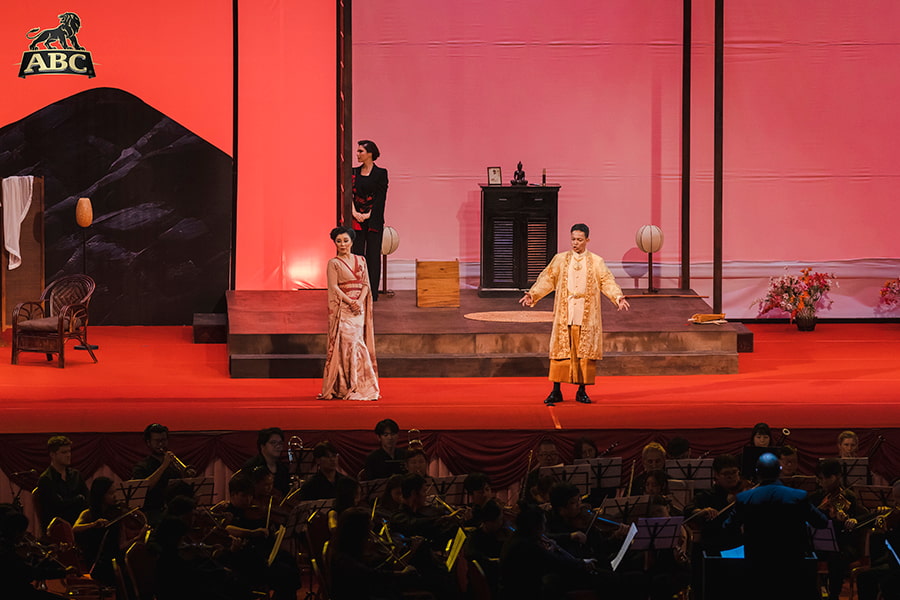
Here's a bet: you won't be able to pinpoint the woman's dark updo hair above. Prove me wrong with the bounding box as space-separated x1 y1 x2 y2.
750 422 772 444
330 226 356 242
357 140 380 161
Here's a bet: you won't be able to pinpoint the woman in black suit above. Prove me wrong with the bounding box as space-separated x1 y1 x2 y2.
351 139 388 301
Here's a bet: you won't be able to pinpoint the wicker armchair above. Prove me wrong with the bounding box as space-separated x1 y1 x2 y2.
11 274 98 368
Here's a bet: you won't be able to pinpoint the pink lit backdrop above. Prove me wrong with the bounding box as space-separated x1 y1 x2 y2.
353 0 900 317
2 2 898 316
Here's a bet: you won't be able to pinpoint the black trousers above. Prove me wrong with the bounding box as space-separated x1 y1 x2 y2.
352 228 383 300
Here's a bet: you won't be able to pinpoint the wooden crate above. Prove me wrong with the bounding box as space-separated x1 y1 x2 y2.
416 260 460 308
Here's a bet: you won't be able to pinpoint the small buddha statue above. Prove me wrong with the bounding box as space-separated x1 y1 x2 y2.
511 161 528 185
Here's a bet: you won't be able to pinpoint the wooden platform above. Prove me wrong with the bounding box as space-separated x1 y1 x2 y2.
226 289 751 378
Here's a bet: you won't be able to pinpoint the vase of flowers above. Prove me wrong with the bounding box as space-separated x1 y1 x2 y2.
879 277 900 311
755 267 837 330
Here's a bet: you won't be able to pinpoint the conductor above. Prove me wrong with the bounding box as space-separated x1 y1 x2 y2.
724 452 829 600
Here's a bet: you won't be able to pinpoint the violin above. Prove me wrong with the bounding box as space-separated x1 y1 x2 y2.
189 506 234 547
571 504 626 536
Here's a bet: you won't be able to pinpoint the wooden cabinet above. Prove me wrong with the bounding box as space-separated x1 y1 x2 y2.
479 184 558 295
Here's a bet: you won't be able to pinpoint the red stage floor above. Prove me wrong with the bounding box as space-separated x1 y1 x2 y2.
1 323 899 434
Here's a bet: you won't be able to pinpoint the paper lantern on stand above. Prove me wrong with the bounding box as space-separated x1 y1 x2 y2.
74 197 99 351
635 225 663 294
380 225 399 298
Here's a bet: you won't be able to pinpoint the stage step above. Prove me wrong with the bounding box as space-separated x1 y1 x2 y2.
229 351 738 379
225 289 749 379
228 329 740 356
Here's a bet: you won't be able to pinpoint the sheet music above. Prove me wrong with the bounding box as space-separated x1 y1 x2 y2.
610 523 638 572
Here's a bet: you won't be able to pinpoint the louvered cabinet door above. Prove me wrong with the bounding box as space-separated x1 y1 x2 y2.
479 185 559 295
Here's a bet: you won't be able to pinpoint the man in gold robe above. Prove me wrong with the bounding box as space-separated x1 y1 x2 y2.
519 223 629 404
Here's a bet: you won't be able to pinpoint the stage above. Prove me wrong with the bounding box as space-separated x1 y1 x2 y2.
1 320 898 435
226 289 750 378
2 318 900 490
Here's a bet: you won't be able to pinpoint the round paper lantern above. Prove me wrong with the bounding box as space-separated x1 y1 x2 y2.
381 225 400 255
75 197 93 228
635 225 663 254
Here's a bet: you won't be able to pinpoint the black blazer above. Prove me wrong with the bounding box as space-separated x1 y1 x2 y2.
351 164 389 231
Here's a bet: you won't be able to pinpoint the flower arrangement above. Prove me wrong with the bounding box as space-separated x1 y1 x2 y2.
880 277 900 310
756 267 837 319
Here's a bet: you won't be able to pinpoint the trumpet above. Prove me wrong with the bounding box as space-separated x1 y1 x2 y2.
287 436 304 490
171 453 191 473
777 427 791 446
408 429 423 451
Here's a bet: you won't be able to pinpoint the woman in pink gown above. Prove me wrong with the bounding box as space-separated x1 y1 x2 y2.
319 227 380 400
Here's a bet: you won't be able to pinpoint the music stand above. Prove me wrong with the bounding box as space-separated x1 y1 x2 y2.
539 464 593 498
428 475 467 507
666 459 714 490
855 485 893 510
632 516 685 552
825 457 870 488
600 495 653 522
667 479 691 514
117 479 152 508
359 477 389 505
810 521 839 555
576 457 623 490
296 450 317 480
172 476 214 506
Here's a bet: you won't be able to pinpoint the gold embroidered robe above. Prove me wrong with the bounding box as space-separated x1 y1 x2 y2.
528 250 624 360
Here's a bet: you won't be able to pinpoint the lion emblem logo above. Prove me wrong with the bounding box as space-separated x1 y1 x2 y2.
19 12 95 78
26 12 84 51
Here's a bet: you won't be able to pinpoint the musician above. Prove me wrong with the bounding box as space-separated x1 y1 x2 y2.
133 423 196 525
723 453 828 600
464 499 509 595
631 442 666 496
573 436 598 460
241 427 291 497
683 454 748 551
328 477 362 533
634 496 693 600
73 477 148 587
463 472 494 527
524 439 561 502
373 474 405 523
389 474 457 544
217 474 301 600
545 482 625 562
387 475 458 599
364 419 408 480
666 436 691 460
0 504 68 599
298 440 348 501
153 515 244 600
643 470 680 516
837 430 859 458
404 449 430 478
857 479 900 600
327 507 416 600
499 503 615 600
780 445 800 478
749 422 772 447
35 435 88 529
810 457 865 600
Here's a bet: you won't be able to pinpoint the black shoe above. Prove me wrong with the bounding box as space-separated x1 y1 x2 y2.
544 390 563 405
575 390 592 404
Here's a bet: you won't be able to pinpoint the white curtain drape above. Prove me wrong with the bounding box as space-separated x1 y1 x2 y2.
1 175 34 270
